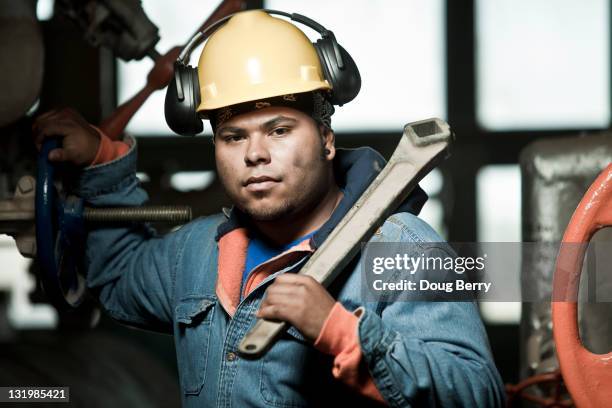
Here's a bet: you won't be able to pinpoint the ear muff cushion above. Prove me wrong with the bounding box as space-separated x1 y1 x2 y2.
315 39 361 106
164 65 203 136
314 39 334 86
190 68 201 110
314 39 337 99
164 75 180 133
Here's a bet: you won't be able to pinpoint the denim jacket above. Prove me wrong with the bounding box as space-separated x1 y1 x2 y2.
77 136 505 407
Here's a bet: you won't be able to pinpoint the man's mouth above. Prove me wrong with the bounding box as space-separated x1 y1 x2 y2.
244 175 280 192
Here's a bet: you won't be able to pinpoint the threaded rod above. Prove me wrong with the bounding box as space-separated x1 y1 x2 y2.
83 206 192 223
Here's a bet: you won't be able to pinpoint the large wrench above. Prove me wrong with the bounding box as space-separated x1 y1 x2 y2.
238 117 454 358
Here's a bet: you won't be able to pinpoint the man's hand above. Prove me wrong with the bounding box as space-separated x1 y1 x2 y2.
32 108 101 167
256 274 336 342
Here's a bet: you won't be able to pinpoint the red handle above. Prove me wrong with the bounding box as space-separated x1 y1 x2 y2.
552 162 612 408
99 0 246 140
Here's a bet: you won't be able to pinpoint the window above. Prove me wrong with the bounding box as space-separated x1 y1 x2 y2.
476 165 521 323
476 0 610 130
36 0 55 20
419 169 446 239
267 0 446 132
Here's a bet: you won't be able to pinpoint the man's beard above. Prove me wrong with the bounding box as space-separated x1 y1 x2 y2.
240 196 297 221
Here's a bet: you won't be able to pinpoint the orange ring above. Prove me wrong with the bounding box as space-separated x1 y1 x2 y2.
552 163 612 408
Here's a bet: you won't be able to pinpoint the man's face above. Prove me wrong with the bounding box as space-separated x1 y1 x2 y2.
214 106 335 221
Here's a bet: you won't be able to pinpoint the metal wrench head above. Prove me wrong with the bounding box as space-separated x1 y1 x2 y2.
393 118 453 169
404 117 453 147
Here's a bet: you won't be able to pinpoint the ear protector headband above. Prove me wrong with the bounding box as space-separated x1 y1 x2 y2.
164 9 361 136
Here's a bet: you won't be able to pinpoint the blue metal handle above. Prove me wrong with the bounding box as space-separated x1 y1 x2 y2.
36 138 86 310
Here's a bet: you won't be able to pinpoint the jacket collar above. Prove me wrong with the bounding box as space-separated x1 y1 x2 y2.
215 146 428 243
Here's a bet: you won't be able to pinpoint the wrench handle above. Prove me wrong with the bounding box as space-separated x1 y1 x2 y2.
238 318 287 357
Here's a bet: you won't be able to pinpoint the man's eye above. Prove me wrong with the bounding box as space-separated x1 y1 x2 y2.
224 135 245 142
272 127 289 136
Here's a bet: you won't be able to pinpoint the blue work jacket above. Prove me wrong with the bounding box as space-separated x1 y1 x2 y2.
76 136 505 407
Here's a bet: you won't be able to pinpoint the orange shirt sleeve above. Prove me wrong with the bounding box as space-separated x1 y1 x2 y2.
314 302 387 404
90 127 130 165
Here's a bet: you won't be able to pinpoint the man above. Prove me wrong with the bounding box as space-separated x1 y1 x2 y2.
33 10 505 407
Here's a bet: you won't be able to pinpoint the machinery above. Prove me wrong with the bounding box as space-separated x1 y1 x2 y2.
0 1 243 405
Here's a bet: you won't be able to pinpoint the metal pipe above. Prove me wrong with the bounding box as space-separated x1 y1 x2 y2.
83 206 192 223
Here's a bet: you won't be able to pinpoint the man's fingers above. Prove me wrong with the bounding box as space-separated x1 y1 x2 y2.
262 290 297 306
32 110 62 133
258 290 305 321
257 275 335 342
273 273 316 286
264 274 320 300
257 304 290 322
34 109 61 124
266 286 298 297
33 120 74 149
34 133 62 151
257 304 278 318
47 148 67 162
266 282 308 298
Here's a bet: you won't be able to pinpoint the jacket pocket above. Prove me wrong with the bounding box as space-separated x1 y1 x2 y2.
174 295 216 395
259 328 317 408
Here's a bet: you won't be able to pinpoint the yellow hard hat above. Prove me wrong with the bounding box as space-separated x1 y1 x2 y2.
195 10 331 115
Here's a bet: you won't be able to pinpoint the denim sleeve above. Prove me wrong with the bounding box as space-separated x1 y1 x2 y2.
357 217 506 407
75 136 185 333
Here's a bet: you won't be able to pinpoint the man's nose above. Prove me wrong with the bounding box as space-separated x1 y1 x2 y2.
244 135 271 165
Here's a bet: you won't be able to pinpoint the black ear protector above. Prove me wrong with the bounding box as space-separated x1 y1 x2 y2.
164 9 361 136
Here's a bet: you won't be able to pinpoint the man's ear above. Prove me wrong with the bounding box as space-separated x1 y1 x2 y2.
319 124 336 160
